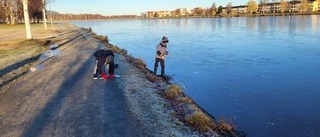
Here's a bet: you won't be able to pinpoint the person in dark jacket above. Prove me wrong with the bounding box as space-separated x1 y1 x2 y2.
93 49 115 80
154 36 169 76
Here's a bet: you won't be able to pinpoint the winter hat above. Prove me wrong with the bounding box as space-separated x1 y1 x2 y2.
161 36 169 43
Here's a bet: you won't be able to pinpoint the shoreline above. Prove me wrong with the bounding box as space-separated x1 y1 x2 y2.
0 23 243 136
46 12 320 22
85 28 242 136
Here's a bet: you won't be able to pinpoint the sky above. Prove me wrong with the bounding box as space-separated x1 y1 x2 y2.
50 0 250 16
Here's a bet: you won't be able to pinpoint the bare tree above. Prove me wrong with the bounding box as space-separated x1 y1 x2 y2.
29 0 42 23
205 8 211 17
140 12 146 18
211 2 217 16
0 1 5 22
42 0 47 30
21 0 32 39
298 0 310 13
247 0 259 14
193 7 204 16
2 0 23 25
174 9 181 17
280 0 289 13
226 2 233 16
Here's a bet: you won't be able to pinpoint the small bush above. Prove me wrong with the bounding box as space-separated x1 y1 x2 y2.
94 35 109 43
179 97 193 104
217 117 233 131
86 27 93 33
125 54 135 62
132 58 146 69
165 85 182 100
111 46 121 53
186 112 216 133
146 72 157 82
110 45 127 55
119 48 127 55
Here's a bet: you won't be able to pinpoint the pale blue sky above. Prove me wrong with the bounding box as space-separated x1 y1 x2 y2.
50 0 251 16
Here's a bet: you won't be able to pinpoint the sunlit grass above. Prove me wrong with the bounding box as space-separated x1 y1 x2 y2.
0 23 49 30
217 117 233 131
132 58 146 69
186 112 216 133
179 97 193 104
94 35 109 43
165 85 182 100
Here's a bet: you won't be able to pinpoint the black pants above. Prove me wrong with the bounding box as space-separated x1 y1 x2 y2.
108 62 115 74
154 58 165 75
94 59 114 75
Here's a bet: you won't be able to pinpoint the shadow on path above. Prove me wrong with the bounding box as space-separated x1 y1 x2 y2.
21 43 146 137
21 52 93 137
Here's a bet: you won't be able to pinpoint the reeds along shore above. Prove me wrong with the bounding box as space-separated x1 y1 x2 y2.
85 27 246 137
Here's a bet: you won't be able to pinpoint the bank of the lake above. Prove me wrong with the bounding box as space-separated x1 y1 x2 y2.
0 23 241 136
69 15 320 137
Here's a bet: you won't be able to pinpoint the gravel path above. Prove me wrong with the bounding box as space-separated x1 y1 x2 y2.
0 27 148 137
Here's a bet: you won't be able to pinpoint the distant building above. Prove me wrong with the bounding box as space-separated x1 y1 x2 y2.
232 5 247 14
158 10 170 17
147 0 319 18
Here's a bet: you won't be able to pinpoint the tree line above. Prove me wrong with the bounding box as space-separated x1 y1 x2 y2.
146 0 317 18
50 14 138 21
205 0 314 16
0 0 128 24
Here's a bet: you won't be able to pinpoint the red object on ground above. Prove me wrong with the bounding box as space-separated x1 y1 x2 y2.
100 73 108 80
108 74 114 79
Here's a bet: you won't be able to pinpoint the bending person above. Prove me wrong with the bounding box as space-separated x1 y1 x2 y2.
93 49 115 80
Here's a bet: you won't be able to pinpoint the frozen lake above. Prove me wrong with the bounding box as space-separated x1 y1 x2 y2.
70 15 320 137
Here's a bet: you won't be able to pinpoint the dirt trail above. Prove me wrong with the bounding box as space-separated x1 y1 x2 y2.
0 26 148 136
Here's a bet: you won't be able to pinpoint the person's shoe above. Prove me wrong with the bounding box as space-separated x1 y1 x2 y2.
93 74 98 79
100 73 108 80
108 73 114 79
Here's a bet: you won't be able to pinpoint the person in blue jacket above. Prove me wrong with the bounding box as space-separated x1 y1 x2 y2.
93 49 115 80
153 36 169 76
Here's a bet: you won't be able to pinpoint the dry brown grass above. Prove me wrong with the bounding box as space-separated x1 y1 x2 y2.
0 23 80 93
84 27 109 44
0 23 62 45
186 112 216 133
94 35 109 43
217 117 233 131
165 85 182 100
178 97 193 104
146 73 157 82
